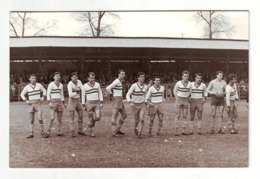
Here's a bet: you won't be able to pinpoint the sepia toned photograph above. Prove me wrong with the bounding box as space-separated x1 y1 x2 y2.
9 11 248 168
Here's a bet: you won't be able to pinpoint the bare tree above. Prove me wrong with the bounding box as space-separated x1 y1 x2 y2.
74 12 120 37
9 12 56 37
193 11 236 39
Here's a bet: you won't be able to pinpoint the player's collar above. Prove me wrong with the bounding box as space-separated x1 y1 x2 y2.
87 82 95 87
181 80 189 87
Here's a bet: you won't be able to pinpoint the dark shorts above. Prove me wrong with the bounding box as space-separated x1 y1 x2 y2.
149 103 164 115
175 96 189 109
112 96 124 109
190 98 203 112
211 95 225 106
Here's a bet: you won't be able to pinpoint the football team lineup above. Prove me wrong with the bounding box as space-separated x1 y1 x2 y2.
19 69 242 139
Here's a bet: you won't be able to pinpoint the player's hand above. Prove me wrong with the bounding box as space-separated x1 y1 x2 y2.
26 100 31 105
149 102 154 106
202 98 206 104
100 103 103 109
188 98 191 103
82 104 85 108
40 97 44 102
130 102 134 108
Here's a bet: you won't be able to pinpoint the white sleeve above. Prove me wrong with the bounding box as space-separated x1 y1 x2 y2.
203 84 208 97
126 84 134 102
68 82 77 97
40 84 46 97
173 82 179 97
61 84 65 101
225 86 231 106
235 84 239 99
106 80 120 94
46 83 52 101
146 88 152 102
81 85 86 104
20 86 28 101
98 83 103 102
207 81 214 94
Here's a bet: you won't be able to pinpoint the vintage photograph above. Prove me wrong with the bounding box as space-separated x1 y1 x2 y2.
9 11 248 168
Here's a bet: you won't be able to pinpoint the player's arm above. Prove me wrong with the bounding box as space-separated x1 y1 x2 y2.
20 86 31 104
40 84 46 101
146 88 152 105
81 85 86 106
144 86 148 104
173 82 178 97
162 86 166 101
98 83 104 108
225 87 231 108
207 81 215 95
46 83 52 102
126 84 134 103
68 82 78 97
106 80 119 94
235 84 239 100
203 84 208 103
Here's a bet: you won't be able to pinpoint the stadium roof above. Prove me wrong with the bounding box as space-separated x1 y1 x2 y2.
10 36 248 62
10 36 248 50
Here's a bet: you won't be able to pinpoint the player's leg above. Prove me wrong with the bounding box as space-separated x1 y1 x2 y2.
210 105 217 134
76 103 86 135
157 113 164 136
47 108 55 135
69 111 76 137
181 107 189 135
189 110 195 134
36 106 47 138
137 104 146 138
229 102 238 134
87 109 95 137
56 111 64 136
174 106 182 136
148 114 155 136
217 105 225 134
197 111 203 135
133 105 139 136
116 107 127 134
111 108 121 137
27 112 35 138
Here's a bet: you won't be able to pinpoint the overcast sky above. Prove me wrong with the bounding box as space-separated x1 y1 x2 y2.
10 11 248 39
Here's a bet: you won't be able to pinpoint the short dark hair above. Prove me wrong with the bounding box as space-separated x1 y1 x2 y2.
54 72 60 76
216 71 224 76
153 75 160 81
195 73 203 78
118 69 125 74
88 72 95 77
29 74 36 78
137 72 145 78
71 72 78 77
227 74 237 83
182 70 190 76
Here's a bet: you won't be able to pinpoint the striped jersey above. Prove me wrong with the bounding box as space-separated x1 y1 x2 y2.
106 78 123 97
174 81 192 97
146 85 165 103
47 81 65 101
82 82 103 104
126 83 148 103
20 83 46 101
67 80 83 98
226 84 239 106
190 82 207 99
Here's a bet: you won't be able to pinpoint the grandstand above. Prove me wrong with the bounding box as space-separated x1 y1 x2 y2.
9 36 248 101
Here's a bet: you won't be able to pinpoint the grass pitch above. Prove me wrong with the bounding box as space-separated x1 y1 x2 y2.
9 99 248 168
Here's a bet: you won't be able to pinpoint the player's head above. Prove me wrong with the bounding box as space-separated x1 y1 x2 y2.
216 71 224 80
227 74 237 84
118 69 126 80
153 76 161 86
53 72 61 82
182 70 190 82
29 74 37 84
71 72 78 82
137 72 145 83
88 72 95 83
195 73 203 83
